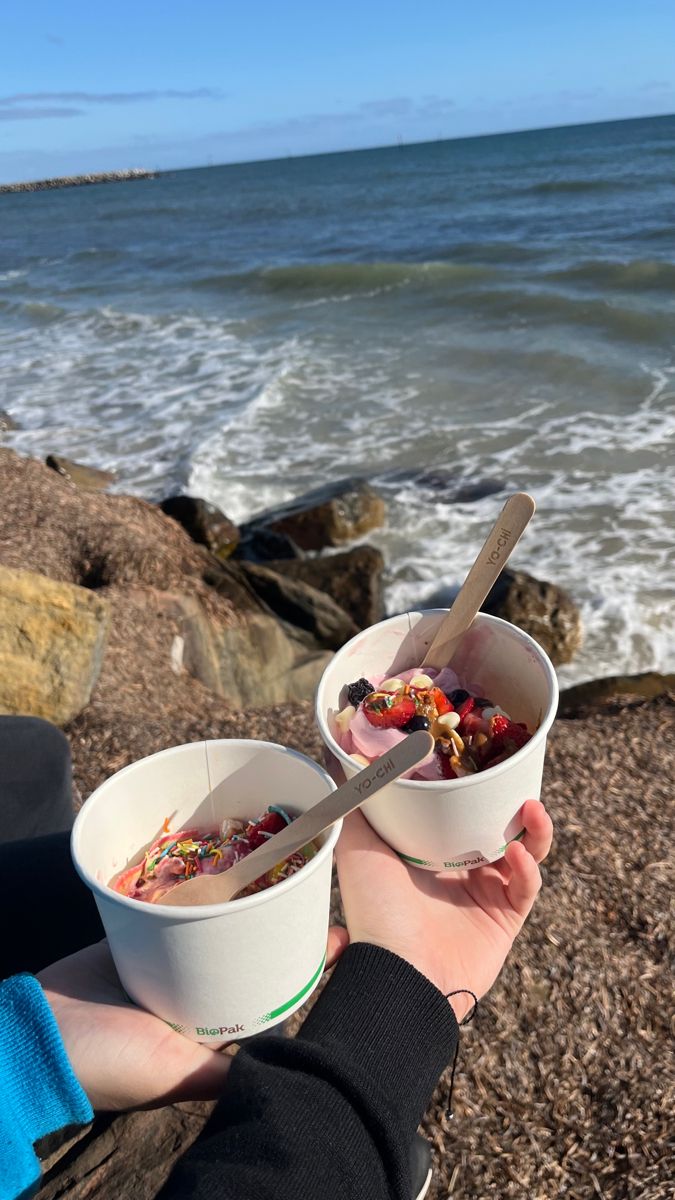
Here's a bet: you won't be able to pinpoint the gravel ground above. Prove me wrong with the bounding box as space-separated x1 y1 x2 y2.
66 692 674 1200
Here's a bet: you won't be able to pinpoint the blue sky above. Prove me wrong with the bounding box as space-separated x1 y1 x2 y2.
1 0 674 182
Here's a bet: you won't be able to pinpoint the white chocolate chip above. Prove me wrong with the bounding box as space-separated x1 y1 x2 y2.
335 705 356 734
436 711 461 730
381 677 405 691
410 673 434 688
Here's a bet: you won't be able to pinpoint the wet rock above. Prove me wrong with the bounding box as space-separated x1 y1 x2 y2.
267 544 385 630
380 468 505 504
234 526 304 562
46 454 117 491
558 672 675 718
0 565 110 725
481 567 582 666
247 478 386 551
241 561 358 650
160 494 240 560
0 410 18 432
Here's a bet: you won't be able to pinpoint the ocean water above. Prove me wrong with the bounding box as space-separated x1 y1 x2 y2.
1 114 674 687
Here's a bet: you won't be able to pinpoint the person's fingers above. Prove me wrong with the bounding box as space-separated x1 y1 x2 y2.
335 808 391 862
519 799 553 864
504 839 542 919
326 924 350 967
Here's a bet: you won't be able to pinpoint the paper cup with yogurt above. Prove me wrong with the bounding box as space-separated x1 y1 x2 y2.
316 610 557 871
71 739 339 1044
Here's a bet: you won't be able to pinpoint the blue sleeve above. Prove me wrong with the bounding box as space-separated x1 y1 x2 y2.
0 975 93 1200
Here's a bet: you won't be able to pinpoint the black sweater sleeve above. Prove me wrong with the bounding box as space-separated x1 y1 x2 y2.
158 943 459 1200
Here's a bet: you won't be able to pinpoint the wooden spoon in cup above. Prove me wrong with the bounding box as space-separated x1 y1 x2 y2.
420 491 536 669
159 730 434 907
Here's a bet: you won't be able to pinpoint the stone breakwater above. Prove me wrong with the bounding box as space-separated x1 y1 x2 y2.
0 169 156 194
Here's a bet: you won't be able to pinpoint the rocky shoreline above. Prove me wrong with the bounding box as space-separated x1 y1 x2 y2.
0 169 156 194
0 446 672 1200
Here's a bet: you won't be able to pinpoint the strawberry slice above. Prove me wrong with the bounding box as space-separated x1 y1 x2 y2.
429 686 452 716
458 696 475 720
490 714 510 737
363 691 416 729
461 711 490 739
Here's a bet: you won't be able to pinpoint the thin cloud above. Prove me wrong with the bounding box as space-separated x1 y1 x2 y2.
238 94 456 139
639 80 671 93
0 106 82 121
0 88 224 109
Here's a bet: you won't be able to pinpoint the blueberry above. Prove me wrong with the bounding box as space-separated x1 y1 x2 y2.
403 714 431 732
448 688 470 706
347 678 375 707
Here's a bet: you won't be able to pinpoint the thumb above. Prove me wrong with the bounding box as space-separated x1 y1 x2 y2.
326 924 349 967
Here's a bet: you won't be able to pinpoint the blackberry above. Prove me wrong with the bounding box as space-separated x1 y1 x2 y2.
403 714 431 733
473 697 493 708
448 688 470 706
347 677 375 707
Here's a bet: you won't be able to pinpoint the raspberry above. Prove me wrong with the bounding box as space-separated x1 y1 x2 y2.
505 721 531 749
347 678 375 706
362 691 416 729
437 747 457 779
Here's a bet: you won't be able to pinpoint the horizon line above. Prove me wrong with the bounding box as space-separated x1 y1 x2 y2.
3 108 674 187
169 109 675 176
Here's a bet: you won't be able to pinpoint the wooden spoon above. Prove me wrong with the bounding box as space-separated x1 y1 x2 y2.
420 491 535 669
159 730 434 907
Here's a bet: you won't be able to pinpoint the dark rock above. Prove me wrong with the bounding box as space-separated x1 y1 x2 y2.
558 672 675 718
234 526 304 562
415 472 505 503
266 544 385 630
0 410 18 432
480 567 582 666
45 454 117 491
380 467 505 504
246 478 386 551
240 561 358 650
160 494 239 560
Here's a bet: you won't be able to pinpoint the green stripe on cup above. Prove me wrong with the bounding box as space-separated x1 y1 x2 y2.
257 953 327 1025
398 852 434 867
497 828 526 853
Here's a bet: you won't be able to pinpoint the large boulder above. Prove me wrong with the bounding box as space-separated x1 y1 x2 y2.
160 494 240 560
244 478 386 551
240 561 358 650
266 545 385 630
46 454 117 491
142 585 331 707
0 565 110 724
558 671 675 718
481 567 582 666
193 562 334 703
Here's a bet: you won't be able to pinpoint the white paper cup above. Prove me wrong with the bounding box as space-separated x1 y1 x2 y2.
71 740 339 1044
316 610 557 871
